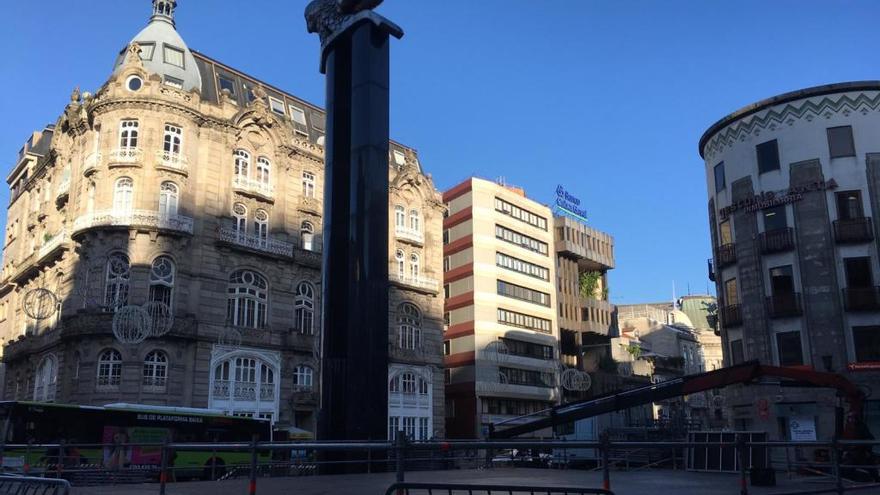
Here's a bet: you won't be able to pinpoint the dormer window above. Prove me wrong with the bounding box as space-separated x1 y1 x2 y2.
163 75 183 89
138 43 156 61
163 45 184 68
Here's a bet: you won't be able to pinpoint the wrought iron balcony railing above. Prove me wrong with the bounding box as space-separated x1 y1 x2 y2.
759 228 795 254
833 217 874 244
108 148 143 165
720 304 742 327
155 150 189 173
766 293 803 318
716 243 736 269
218 227 294 257
842 287 880 311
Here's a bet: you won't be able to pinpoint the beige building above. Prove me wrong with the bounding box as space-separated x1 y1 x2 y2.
442 178 559 438
0 0 445 440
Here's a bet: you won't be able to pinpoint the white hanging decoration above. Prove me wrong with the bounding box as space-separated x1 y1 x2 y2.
484 340 509 364
561 368 592 392
22 288 59 320
142 301 174 337
112 305 151 344
217 327 243 347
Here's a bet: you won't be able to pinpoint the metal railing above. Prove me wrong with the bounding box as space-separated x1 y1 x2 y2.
760 227 796 254
108 147 143 165
38 229 67 260
842 287 880 312
155 150 189 173
716 243 737 268
766 292 804 318
1 437 878 495
0 475 70 494
834 217 874 244
720 303 743 327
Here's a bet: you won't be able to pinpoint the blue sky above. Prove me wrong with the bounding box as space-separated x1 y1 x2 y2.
2 0 879 304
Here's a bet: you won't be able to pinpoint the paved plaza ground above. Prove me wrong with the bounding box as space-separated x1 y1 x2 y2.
69 468 880 495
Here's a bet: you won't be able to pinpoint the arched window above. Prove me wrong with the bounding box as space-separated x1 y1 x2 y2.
255 209 269 244
119 120 139 148
113 177 134 212
233 203 247 236
395 250 405 278
97 349 123 387
293 365 313 390
148 256 175 309
159 181 179 217
163 125 182 155
301 222 314 251
227 270 268 329
256 157 271 187
294 282 315 335
394 205 406 229
409 253 420 279
34 355 57 402
398 303 421 350
105 253 131 310
143 351 168 388
302 171 315 198
234 150 250 179
210 354 278 421
409 209 421 233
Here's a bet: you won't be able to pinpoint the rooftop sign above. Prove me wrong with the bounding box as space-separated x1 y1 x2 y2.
555 185 588 222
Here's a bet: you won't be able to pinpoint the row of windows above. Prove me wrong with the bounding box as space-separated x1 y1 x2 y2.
497 308 552 334
231 202 317 251
494 197 548 231
495 252 549 281
498 367 554 388
497 280 551 307
481 397 552 416
388 416 431 441
394 206 422 233
388 372 430 395
499 337 554 360
394 250 422 280
495 225 548 256
216 73 312 136
714 125 857 193
729 326 880 368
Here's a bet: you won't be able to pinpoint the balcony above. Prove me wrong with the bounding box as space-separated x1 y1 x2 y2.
395 225 424 245
834 217 874 244
155 150 189 175
766 293 803 318
232 176 274 199
107 148 143 167
388 391 431 410
83 151 101 175
218 227 294 258
73 209 193 235
842 287 880 311
38 229 68 262
716 243 736 269
56 178 70 200
759 228 795 254
720 304 742 327
294 247 322 268
211 380 275 401
390 273 440 293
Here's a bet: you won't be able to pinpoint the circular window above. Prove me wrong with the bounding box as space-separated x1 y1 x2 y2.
126 75 143 92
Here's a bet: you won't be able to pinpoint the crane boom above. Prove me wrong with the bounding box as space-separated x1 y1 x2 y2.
490 361 865 439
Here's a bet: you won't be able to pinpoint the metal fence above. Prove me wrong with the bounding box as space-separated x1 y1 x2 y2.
0 475 70 495
1 436 879 495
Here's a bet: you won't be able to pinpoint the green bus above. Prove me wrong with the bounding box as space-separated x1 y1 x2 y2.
0 401 274 480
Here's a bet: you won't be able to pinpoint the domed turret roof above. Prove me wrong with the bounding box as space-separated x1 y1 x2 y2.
112 0 202 93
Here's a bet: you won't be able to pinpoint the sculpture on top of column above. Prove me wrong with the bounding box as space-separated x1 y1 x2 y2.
305 0 400 72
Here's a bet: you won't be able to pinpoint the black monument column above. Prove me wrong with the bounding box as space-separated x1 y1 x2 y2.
305 1 404 448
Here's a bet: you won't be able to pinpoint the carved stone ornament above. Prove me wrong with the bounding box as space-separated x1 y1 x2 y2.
304 0 403 72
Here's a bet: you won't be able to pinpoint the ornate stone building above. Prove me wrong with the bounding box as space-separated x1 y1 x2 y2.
0 0 444 439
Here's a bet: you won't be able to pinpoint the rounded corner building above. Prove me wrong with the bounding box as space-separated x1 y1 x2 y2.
0 0 446 440
700 81 880 441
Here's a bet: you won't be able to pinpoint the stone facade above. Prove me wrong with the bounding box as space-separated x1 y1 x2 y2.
0 1 444 439
701 82 880 441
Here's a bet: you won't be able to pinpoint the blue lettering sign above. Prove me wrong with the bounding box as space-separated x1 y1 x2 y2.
555 185 588 222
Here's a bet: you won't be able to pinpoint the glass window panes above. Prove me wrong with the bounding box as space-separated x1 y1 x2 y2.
497 308 552 334
827 126 855 158
844 257 872 288
776 331 804 366
218 75 236 96
495 224 548 255
836 190 863 220
724 278 738 305
763 206 787 232
730 339 744 365
163 75 184 89
853 326 880 363
269 97 286 115
756 139 780 174
719 220 732 245
496 252 549 280
138 43 155 60
494 197 548 230
163 45 185 68
497 280 550 307
714 162 725 193
393 150 406 166
769 265 794 296
289 105 307 126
